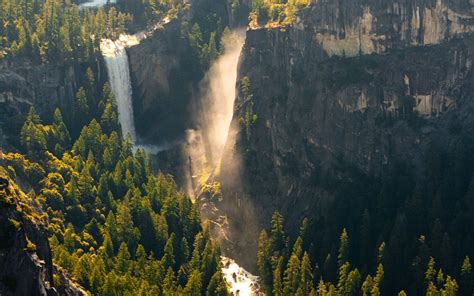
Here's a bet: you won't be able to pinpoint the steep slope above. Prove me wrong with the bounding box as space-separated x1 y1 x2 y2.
220 0 474 272
0 166 86 296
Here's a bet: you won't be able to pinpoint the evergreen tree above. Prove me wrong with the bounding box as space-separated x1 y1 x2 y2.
115 242 131 274
184 270 203 295
300 252 313 295
162 233 175 270
273 256 284 296
283 252 301 295
257 229 273 292
338 228 349 268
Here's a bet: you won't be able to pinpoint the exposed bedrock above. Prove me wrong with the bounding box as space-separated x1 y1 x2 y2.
219 0 474 270
127 18 203 145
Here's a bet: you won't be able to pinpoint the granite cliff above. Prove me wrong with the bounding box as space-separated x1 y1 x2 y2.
0 59 107 147
219 0 474 270
127 18 204 145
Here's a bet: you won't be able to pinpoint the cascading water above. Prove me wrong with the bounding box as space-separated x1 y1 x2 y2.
99 18 171 150
222 257 260 295
101 38 137 144
188 31 261 295
99 20 259 295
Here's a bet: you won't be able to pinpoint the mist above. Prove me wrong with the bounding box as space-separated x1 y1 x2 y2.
182 30 245 198
199 30 246 169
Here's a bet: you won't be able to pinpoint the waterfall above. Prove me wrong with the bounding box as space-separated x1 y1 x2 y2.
101 38 137 144
184 31 246 196
99 18 171 149
200 31 245 165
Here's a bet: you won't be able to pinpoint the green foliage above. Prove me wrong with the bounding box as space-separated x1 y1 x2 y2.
238 76 257 140
0 0 132 63
181 20 229 69
257 212 469 296
21 108 47 158
25 236 37 252
5 79 228 295
250 0 310 28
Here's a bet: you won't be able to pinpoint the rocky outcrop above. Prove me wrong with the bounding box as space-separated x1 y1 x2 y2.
0 59 97 147
0 169 86 296
219 0 474 270
299 0 474 56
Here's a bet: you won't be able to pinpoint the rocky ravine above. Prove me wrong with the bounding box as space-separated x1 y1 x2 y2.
219 0 474 270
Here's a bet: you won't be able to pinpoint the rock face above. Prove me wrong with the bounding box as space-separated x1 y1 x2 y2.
0 170 86 296
0 62 75 115
220 0 474 269
0 59 99 146
299 0 474 56
128 18 203 145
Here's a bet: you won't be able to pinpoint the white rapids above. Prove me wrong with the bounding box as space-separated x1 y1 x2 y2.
221 257 261 296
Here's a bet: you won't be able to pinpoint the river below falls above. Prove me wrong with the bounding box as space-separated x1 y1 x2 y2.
221 257 261 296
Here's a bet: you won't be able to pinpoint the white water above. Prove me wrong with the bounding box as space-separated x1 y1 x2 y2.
79 0 115 8
199 31 245 166
100 20 258 295
183 31 245 198
102 39 137 144
196 32 261 295
100 17 172 152
222 257 260 296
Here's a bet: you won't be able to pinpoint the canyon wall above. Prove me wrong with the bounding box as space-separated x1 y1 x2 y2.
127 18 203 145
0 59 107 147
219 0 474 269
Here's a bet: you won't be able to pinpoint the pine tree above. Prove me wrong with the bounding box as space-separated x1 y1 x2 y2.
161 233 175 270
162 267 177 295
115 242 131 274
377 242 385 265
102 232 114 258
283 252 301 295
273 256 284 296
346 269 361 295
20 108 47 157
300 252 313 295
338 228 349 267
337 262 350 294
135 244 147 273
269 212 287 258
460 256 472 295
52 108 71 155
317 279 328 295
361 275 373 296
75 87 90 129
425 257 436 285
371 264 384 296
258 229 273 293
206 268 229 296
441 276 458 296
184 270 202 295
